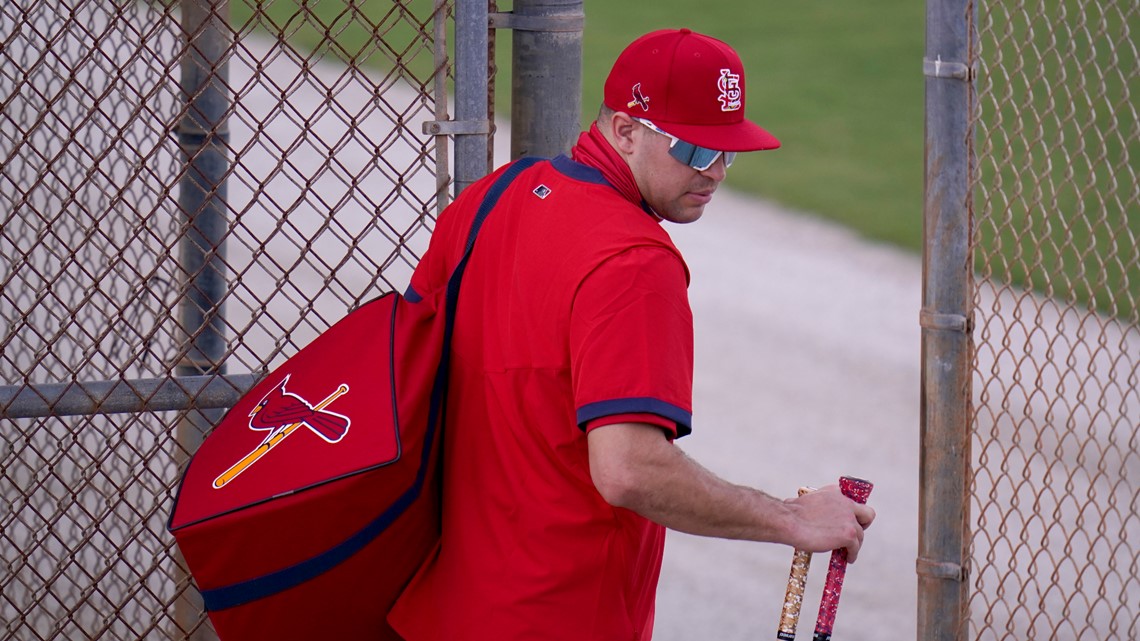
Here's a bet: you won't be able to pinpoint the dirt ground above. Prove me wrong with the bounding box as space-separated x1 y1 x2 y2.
650 187 921 640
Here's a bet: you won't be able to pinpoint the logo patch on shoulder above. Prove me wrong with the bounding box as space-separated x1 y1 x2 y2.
533 184 552 199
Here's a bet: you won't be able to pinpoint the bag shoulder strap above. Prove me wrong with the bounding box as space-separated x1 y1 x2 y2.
424 154 543 541
435 154 542 420
434 154 543 410
448 155 543 300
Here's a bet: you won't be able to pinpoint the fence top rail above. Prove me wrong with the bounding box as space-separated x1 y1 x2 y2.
0 373 262 420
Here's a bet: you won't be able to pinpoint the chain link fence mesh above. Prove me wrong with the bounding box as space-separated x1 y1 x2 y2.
2 0 448 638
969 0 1139 638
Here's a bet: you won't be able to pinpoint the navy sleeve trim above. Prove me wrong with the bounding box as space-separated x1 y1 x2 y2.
576 397 692 438
403 284 422 302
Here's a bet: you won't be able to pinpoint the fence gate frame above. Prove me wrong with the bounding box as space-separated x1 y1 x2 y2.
919 0 976 637
921 0 1140 637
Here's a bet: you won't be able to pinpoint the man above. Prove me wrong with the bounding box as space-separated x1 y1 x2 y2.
389 28 875 640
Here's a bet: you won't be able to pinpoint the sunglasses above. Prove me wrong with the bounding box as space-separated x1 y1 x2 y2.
633 118 737 172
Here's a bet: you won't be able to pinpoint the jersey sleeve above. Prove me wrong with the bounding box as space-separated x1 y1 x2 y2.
570 245 694 439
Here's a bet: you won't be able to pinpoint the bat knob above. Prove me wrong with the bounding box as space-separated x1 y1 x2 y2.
838 476 873 504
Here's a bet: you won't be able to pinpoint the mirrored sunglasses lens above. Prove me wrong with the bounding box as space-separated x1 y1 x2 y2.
670 142 725 171
690 148 723 171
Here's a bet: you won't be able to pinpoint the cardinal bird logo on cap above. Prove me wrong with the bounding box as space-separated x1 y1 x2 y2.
212 376 351 489
627 82 650 111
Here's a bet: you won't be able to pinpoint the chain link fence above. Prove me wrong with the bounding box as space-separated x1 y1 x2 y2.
968 0 1138 638
1 0 450 637
4 0 1138 639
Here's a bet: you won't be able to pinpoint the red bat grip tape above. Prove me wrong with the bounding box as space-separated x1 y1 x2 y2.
812 476 873 641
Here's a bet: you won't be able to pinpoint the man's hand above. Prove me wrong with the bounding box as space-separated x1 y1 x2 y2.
784 484 876 562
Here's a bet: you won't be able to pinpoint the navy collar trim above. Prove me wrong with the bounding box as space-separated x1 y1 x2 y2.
551 154 609 185
550 154 657 218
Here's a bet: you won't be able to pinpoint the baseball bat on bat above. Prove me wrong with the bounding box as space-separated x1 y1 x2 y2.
776 486 817 641
812 476 873 641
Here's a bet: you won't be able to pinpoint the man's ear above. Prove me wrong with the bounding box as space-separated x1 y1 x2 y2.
607 111 638 154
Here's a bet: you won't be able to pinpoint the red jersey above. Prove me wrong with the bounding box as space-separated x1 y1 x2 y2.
389 155 694 640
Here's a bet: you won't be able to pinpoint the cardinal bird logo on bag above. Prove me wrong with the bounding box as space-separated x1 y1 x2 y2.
213 376 351 489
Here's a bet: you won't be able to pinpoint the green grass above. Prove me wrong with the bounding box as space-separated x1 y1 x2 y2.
570 1 928 252
973 0 1139 321
228 0 1137 321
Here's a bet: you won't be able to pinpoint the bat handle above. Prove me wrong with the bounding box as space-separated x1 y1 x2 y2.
812 476 873 641
776 487 816 641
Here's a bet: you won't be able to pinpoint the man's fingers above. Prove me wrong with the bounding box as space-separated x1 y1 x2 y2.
855 504 876 529
846 503 873 563
847 517 865 563
849 529 865 562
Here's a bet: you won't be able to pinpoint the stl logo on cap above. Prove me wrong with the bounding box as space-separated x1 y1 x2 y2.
718 68 742 112
627 82 650 111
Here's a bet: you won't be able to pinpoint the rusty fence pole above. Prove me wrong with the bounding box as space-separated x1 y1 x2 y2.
918 0 977 637
173 0 231 639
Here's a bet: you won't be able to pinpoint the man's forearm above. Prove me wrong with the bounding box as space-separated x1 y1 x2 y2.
587 422 874 559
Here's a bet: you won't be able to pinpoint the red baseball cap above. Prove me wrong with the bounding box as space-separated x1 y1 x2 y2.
604 29 781 152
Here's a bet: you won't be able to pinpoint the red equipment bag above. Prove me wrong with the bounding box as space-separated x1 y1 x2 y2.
168 157 540 640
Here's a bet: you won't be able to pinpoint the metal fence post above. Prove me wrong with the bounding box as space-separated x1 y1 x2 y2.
453 0 493 194
504 0 584 160
918 0 977 637
174 0 231 638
